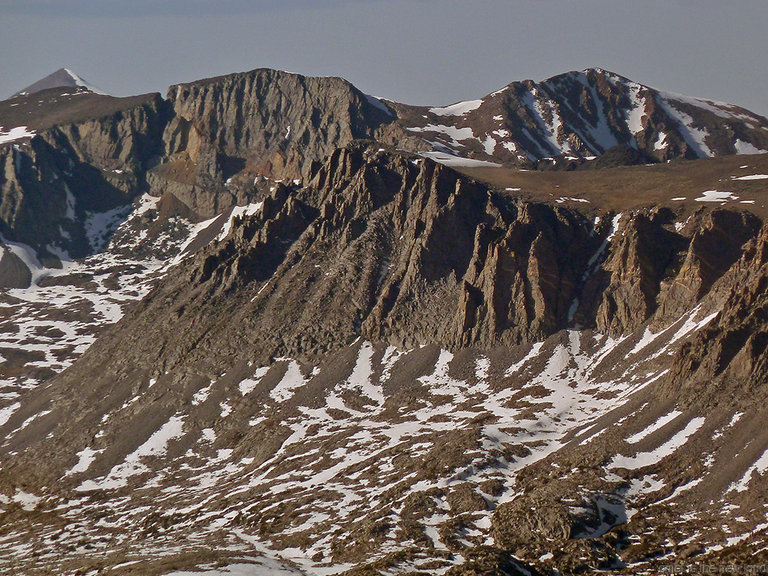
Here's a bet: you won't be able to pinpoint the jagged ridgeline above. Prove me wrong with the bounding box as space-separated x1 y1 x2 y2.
3 67 768 264
1 67 768 574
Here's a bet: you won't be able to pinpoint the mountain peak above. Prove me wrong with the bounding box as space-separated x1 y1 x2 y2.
543 67 633 85
11 68 107 98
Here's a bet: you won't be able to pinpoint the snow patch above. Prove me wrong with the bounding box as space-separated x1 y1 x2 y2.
364 94 392 117
0 402 20 427
63 183 76 220
0 125 36 145
165 559 304 575
77 415 186 491
625 475 666 498
626 82 647 136
694 190 739 203
734 139 766 155
429 99 483 117
11 490 41 511
481 134 497 155
270 361 307 403
85 204 133 252
732 174 768 181
656 96 713 157
65 447 102 476
555 197 590 204
217 202 263 242
729 446 768 493
407 124 475 148
346 342 384 406
63 68 107 95
625 410 683 444
608 417 706 470
418 150 501 168
239 367 270 396
505 342 545 376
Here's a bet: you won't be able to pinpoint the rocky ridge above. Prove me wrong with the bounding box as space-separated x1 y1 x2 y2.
1 67 768 574
0 89 168 263
16 141 754 383
1 142 767 573
3 66 768 268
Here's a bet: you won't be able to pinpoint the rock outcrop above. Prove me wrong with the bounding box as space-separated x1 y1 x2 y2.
149 69 400 218
590 212 684 336
0 245 31 288
662 222 768 406
0 92 167 261
455 202 594 345
654 209 761 324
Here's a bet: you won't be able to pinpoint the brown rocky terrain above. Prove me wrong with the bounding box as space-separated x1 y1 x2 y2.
461 151 768 219
4 66 768 265
0 88 168 262
2 67 768 575
0 141 767 574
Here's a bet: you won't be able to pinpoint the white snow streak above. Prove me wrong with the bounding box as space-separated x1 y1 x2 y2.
609 417 705 470
0 126 36 145
429 99 483 116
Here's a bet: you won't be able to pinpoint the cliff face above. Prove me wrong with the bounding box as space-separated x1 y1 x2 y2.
147 69 399 218
662 222 768 406
168 69 394 173
454 202 594 345
0 93 167 261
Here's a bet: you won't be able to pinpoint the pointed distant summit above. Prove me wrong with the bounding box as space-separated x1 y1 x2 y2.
11 68 107 98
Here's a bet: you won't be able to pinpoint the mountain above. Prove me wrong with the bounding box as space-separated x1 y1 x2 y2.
1 66 768 574
3 67 767 267
0 89 168 265
10 67 106 98
393 68 768 167
153 68 399 217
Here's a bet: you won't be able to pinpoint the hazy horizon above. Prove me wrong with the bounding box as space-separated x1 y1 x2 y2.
2 0 767 116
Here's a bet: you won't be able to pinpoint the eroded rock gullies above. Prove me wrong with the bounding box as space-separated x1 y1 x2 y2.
394 68 768 168
662 221 768 407
0 92 168 261
2 143 764 479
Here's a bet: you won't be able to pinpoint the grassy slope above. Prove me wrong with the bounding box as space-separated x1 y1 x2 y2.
459 153 768 220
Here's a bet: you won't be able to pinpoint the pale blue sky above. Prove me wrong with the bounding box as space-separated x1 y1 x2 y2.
1 0 767 116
